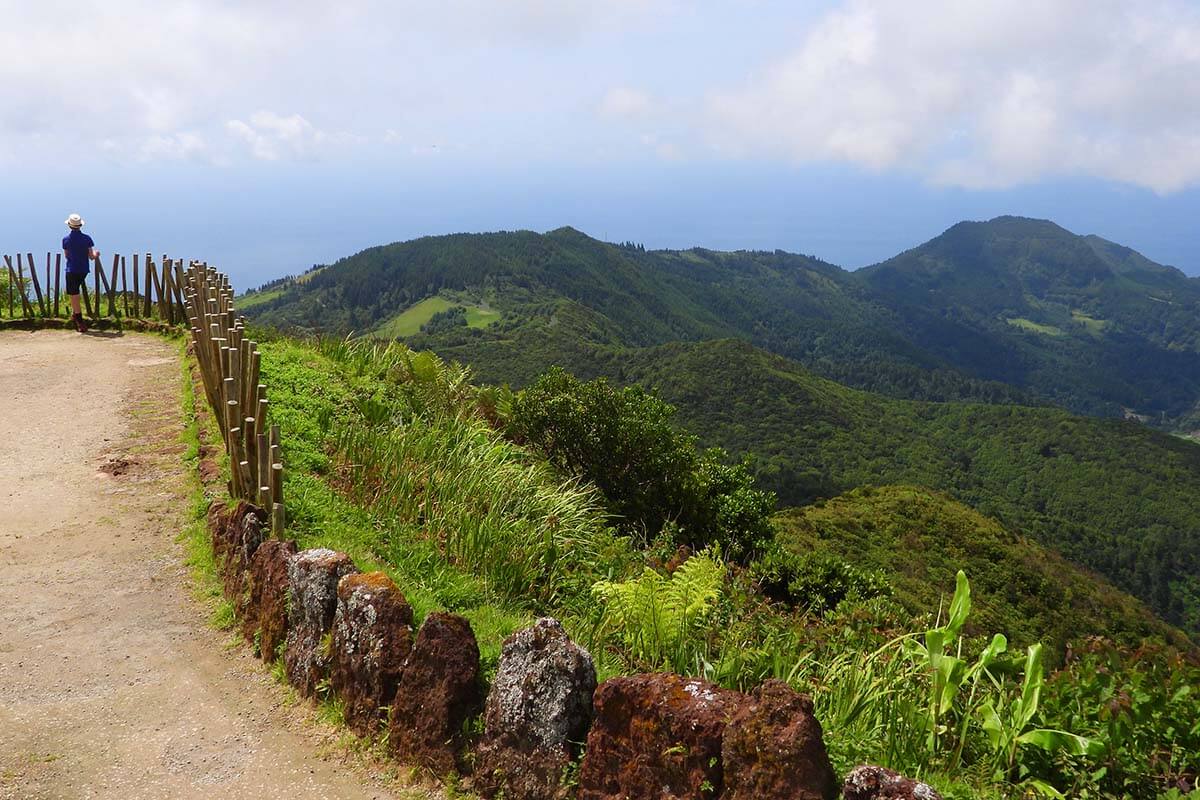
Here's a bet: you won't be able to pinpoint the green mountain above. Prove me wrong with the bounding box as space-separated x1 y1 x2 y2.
243 218 1200 635
857 217 1200 419
246 217 1200 424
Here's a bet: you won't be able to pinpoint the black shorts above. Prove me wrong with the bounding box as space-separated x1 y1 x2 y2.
65 272 88 296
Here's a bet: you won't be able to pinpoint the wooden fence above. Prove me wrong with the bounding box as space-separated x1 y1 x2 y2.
182 263 286 538
2 251 287 538
1 251 188 322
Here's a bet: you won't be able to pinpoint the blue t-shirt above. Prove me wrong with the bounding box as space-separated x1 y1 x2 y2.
62 229 94 274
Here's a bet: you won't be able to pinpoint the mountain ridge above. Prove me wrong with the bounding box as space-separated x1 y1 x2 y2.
248 215 1200 424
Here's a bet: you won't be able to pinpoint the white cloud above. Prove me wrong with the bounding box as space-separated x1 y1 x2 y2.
6 0 1200 193
140 132 211 164
707 0 1200 193
227 112 330 162
0 0 673 167
600 87 654 118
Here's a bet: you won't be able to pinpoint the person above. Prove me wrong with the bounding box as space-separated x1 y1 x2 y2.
62 213 99 333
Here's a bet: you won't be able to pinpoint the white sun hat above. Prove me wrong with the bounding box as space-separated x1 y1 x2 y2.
65 213 84 228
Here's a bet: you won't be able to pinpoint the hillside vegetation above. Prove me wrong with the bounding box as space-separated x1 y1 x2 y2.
246 217 1200 425
249 332 1198 800
611 338 1200 635
238 217 1200 796
774 485 1180 651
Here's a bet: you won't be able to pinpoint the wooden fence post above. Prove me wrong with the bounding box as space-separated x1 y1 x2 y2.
25 253 46 317
106 254 119 317
7 255 33 318
143 255 154 318
5 256 14 317
92 258 100 317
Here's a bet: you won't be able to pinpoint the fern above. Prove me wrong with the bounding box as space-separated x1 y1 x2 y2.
592 551 724 671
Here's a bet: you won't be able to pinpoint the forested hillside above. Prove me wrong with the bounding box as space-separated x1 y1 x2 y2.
246 217 1200 425
773 485 1183 652
609 338 1200 634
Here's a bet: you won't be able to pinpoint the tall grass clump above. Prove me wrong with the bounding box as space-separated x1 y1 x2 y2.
301 337 632 607
336 416 617 603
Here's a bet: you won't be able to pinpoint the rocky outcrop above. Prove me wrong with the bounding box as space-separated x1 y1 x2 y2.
245 538 298 659
722 679 838 800
329 571 414 735
209 500 261 560
475 618 596 800
578 673 735 800
843 765 944 800
388 612 481 774
283 548 358 697
224 504 267 613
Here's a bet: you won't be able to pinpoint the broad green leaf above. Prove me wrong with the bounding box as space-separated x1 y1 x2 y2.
925 628 948 665
1017 643 1045 730
1018 728 1093 756
1022 779 1067 798
970 633 1008 678
979 699 1005 749
947 570 971 635
936 655 967 714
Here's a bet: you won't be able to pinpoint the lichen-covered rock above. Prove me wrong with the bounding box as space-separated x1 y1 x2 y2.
843 765 944 800
245 538 298 658
722 679 838 800
207 500 261 571
578 673 736 800
329 571 414 735
475 618 596 800
388 611 481 774
283 548 358 696
223 502 267 607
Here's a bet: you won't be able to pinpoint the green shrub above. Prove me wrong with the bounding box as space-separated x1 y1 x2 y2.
421 305 468 334
508 368 775 558
1037 641 1200 799
751 543 890 613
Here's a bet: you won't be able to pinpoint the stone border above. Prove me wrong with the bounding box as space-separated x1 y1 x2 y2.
202 501 941 800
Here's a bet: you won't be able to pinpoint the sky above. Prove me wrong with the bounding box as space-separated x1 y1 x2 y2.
3 0 1200 288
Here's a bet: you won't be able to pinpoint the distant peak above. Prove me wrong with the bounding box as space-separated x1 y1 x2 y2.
545 225 591 239
949 215 1068 234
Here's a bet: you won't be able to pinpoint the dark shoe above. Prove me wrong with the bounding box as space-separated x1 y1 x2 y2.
73 314 89 333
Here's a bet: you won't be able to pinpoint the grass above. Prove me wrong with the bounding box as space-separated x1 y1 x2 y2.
255 337 635 677
1005 317 1065 337
237 287 285 310
373 296 500 338
1071 309 1109 335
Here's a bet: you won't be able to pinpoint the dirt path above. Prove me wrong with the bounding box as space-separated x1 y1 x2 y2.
0 330 428 800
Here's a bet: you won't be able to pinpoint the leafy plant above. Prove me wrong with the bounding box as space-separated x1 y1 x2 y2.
591 550 725 671
978 643 1095 785
1039 640 1200 799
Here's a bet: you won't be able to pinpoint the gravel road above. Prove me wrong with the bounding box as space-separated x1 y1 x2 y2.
0 330 433 800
